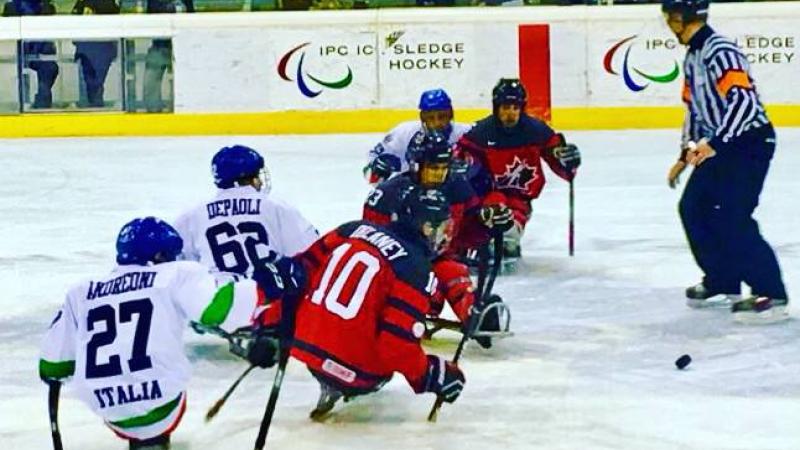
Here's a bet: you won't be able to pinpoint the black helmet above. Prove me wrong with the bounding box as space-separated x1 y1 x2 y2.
407 130 453 188
407 130 452 165
397 187 451 255
492 78 527 109
662 0 709 21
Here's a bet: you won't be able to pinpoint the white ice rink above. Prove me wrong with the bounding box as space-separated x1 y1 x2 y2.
1 129 798 450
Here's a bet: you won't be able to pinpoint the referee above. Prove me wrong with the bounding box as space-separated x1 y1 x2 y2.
663 0 788 323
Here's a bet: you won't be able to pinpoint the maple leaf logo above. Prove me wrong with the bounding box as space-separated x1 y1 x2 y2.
495 156 537 192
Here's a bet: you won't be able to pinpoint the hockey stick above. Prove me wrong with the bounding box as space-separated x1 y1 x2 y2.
47 380 63 450
427 231 503 423
253 288 299 450
424 317 462 337
206 364 257 422
569 178 575 257
253 349 289 450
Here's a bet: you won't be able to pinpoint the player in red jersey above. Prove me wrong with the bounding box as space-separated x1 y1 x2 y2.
280 188 466 418
457 78 581 261
363 130 511 348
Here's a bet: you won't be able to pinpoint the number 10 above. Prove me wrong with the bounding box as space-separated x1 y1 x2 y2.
310 243 380 320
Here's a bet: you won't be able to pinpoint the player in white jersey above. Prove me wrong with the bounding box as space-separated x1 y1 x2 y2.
39 217 282 449
174 145 318 277
364 89 472 185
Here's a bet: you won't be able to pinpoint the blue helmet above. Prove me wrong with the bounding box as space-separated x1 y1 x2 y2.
116 217 183 265
418 89 452 112
662 0 709 21
211 145 265 189
492 78 527 109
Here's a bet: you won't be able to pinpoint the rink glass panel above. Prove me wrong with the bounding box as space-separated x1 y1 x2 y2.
0 41 19 114
124 38 175 113
19 39 123 112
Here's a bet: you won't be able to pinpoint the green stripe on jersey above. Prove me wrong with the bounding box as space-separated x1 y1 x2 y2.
110 394 182 428
39 359 75 380
199 282 235 327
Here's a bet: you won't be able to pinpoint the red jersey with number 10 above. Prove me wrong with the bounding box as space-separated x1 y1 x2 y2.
291 220 436 394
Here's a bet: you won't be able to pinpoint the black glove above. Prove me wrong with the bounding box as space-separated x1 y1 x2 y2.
246 333 279 369
479 204 514 232
252 257 306 298
366 153 401 185
252 263 286 299
420 355 465 403
554 143 581 172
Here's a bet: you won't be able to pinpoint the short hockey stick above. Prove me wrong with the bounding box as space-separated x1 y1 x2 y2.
47 380 63 450
427 230 503 422
206 364 257 422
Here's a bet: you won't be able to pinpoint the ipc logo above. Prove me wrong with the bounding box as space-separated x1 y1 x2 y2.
277 42 354 98
603 35 680 92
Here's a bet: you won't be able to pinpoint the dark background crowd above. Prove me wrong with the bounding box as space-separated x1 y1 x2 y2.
2 0 791 14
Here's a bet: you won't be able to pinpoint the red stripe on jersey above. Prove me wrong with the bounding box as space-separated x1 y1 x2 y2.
363 206 391 226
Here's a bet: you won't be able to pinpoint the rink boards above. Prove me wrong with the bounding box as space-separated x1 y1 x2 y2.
0 3 798 136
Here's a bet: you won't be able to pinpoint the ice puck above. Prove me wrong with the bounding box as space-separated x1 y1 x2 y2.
675 354 692 370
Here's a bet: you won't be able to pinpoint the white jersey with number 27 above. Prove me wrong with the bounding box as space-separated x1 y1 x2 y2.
39 261 260 438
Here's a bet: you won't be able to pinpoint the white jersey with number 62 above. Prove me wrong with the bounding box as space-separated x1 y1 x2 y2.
174 185 318 277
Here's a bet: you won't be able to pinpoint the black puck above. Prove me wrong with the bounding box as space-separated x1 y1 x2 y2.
675 354 692 370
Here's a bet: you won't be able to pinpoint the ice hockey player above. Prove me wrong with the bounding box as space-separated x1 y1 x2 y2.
174 145 318 277
363 130 511 348
364 88 472 185
662 0 788 323
457 78 581 263
39 217 282 450
273 188 466 419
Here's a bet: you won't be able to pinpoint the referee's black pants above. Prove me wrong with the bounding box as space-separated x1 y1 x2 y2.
678 135 787 299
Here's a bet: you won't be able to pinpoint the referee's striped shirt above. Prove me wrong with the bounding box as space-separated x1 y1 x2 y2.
681 25 772 153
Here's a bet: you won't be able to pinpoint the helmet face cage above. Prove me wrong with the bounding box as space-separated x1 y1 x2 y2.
258 166 272 194
418 162 450 188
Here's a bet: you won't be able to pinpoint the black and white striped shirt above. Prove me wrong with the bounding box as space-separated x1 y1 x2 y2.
682 25 771 153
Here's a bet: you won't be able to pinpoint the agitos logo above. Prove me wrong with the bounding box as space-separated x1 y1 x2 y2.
603 35 680 92
277 42 353 98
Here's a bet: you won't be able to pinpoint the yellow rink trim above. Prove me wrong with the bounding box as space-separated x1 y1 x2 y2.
0 105 798 138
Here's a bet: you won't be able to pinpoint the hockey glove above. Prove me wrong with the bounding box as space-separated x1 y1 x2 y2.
246 333 279 369
274 256 307 296
554 143 581 172
479 204 514 233
421 355 465 403
252 257 306 299
365 153 402 185
252 263 286 300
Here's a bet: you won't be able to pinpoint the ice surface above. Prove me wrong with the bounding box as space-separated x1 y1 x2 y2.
1 129 798 450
